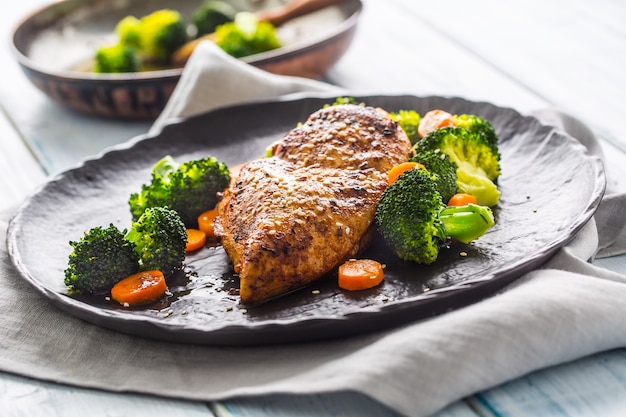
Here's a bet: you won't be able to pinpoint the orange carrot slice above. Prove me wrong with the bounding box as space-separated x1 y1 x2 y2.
388 162 424 185
447 193 478 206
197 208 219 239
338 259 384 291
185 228 207 252
111 270 167 306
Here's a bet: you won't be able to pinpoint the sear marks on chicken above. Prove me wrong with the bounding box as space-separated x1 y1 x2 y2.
214 104 413 305
273 103 411 173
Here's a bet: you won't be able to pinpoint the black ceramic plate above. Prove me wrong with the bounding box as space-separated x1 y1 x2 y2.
7 94 606 345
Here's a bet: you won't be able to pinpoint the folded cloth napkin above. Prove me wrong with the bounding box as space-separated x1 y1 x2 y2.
151 42 341 133
2 41 626 417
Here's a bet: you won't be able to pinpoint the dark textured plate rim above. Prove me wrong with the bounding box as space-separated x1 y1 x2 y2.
11 0 363 82
6 93 607 345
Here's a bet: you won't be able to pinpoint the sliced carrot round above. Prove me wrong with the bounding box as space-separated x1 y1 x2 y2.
197 208 219 238
418 109 456 138
185 228 207 252
388 162 424 185
448 193 478 206
338 259 384 291
111 270 167 306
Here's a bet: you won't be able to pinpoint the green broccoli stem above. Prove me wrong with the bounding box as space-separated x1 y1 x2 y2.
439 204 495 244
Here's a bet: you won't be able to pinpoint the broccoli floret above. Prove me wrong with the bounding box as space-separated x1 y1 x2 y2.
192 0 237 36
454 113 500 155
115 16 142 49
129 155 230 227
376 169 445 264
93 43 141 73
414 126 501 207
375 168 494 264
140 9 188 63
64 208 187 293
390 110 421 144
214 12 281 58
64 224 139 294
410 149 458 203
116 9 188 64
324 97 364 107
125 206 187 275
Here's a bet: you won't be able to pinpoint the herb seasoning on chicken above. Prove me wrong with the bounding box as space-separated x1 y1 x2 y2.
214 104 413 304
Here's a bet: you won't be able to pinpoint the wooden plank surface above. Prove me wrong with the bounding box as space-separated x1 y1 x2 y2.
214 394 479 417
0 372 214 417
327 0 548 112
0 109 46 212
470 349 626 417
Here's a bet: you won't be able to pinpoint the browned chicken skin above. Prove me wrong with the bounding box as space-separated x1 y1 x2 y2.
214 104 412 304
272 103 412 172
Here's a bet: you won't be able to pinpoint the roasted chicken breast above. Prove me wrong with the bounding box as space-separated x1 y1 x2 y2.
272 103 411 172
214 104 412 304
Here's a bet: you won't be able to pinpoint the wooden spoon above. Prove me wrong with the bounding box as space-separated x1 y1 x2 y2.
171 0 346 66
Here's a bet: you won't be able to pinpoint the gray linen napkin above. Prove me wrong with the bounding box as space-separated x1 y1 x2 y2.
2 42 626 417
151 42 341 133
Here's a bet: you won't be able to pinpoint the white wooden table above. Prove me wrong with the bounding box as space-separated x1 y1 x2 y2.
2 0 626 416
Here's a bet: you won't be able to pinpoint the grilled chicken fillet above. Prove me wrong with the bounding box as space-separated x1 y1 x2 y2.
214 104 412 304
